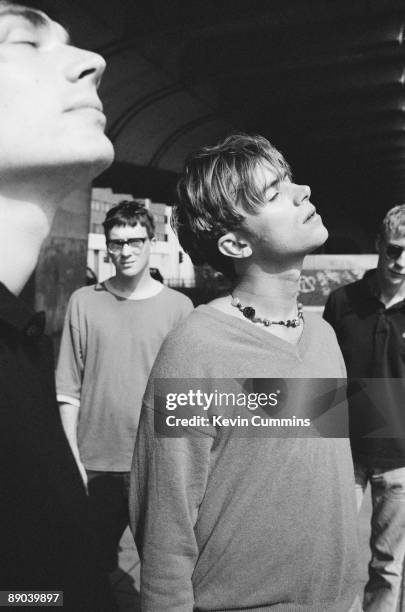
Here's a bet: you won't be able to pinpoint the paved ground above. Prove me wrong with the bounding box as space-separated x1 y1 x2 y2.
112 487 373 611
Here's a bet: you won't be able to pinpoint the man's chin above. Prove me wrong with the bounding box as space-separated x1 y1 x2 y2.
87 140 115 178
320 227 329 245
118 264 144 278
388 271 405 281
65 143 115 184
307 226 329 253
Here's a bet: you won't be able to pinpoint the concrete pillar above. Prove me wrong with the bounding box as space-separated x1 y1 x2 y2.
35 186 91 347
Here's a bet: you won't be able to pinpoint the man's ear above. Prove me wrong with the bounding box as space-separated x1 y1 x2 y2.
217 232 252 259
375 235 382 254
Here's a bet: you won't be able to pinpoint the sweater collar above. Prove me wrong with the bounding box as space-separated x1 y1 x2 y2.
0 282 46 336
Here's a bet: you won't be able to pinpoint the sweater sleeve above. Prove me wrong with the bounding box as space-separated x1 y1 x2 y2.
55 294 85 404
176 294 194 324
130 377 213 612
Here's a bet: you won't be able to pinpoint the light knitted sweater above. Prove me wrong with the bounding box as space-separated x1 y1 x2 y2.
56 283 193 470
130 306 360 611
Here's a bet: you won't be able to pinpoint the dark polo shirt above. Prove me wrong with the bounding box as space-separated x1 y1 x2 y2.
324 269 405 468
0 282 99 610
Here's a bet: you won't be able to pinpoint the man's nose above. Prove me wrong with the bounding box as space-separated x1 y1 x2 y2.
65 47 107 87
396 250 405 268
121 243 132 256
293 183 311 205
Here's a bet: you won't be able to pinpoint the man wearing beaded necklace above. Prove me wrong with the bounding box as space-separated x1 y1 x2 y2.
130 134 361 611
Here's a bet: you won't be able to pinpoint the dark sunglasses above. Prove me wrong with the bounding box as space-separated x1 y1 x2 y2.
385 243 405 260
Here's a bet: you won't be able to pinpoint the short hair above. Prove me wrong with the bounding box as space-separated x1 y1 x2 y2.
0 2 69 45
103 200 155 241
173 133 291 279
0 2 49 34
379 204 405 241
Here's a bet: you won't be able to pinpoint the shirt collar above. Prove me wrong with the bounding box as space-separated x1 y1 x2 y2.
362 269 380 298
0 282 46 336
362 268 405 309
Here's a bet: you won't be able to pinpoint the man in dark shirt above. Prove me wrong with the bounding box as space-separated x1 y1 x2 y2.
324 204 405 612
0 2 114 609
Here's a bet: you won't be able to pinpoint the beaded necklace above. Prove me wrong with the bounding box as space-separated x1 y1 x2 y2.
231 294 304 328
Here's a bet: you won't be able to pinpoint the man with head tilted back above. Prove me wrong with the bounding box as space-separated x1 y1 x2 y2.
130 134 361 611
0 2 114 609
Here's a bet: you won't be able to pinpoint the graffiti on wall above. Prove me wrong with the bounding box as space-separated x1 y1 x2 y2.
299 268 366 306
298 255 378 307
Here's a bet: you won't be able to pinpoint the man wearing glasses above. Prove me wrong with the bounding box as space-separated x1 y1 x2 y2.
324 204 405 612
56 200 192 600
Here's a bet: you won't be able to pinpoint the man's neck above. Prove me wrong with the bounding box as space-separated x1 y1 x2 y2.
107 268 162 300
208 265 304 345
234 272 301 320
376 270 405 308
0 168 98 296
233 258 303 320
0 193 57 296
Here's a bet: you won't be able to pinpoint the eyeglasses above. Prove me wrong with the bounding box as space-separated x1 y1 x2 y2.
385 243 405 260
107 238 148 254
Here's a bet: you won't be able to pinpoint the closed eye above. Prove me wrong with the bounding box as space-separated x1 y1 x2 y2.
267 191 279 202
14 40 39 47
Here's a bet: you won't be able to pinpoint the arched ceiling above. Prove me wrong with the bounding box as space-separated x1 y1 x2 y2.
33 0 405 247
